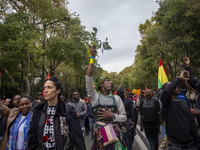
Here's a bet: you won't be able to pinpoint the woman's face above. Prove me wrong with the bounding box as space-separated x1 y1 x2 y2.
13 95 20 107
18 97 31 116
43 80 60 101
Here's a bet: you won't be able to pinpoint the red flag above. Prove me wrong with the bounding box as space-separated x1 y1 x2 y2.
47 74 50 79
145 86 147 90
128 88 130 93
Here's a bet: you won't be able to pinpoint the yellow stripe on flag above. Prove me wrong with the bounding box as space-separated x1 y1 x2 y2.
158 65 168 85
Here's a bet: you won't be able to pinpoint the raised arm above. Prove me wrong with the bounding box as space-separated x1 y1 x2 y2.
160 78 180 110
184 56 200 92
0 100 11 117
86 46 96 77
86 46 98 106
160 71 186 112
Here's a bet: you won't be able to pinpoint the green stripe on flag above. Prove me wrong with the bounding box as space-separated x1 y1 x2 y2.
158 78 162 89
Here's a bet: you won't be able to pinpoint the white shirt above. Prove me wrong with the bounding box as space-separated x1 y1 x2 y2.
17 115 26 150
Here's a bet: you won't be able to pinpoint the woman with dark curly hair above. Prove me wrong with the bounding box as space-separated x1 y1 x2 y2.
28 76 86 150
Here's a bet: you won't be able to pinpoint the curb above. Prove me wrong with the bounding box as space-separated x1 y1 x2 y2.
136 124 164 150
136 125 149 148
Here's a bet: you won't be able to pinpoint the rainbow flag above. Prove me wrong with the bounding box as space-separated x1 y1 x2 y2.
158 58 168 89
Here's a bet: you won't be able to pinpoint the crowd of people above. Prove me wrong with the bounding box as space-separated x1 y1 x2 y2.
0 47 200 150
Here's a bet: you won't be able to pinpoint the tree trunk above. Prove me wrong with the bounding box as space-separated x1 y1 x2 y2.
23 77 30 96
4 68 21 91
20 74 24 96
76 75 79 90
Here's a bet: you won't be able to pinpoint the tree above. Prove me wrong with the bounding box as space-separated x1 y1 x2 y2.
0 0 100 97
129 0 200 90
0 12 40 96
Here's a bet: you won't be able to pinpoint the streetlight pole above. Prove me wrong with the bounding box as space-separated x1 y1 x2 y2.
42 17 70 86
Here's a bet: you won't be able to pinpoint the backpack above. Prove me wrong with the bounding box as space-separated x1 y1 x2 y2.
141 99 157 122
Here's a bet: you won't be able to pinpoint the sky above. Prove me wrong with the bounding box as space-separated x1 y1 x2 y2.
68 0 159 73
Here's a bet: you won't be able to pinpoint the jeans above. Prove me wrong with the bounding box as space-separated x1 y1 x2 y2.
132 127 135 144
89 118 94 136
81 126 85 136
161 124 166 139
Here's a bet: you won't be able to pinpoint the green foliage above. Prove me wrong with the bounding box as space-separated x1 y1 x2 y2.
0 0 100 97
100 66 133 92
2 0 200 98
0 12 41 95
129 0 200 90
86 27 112 54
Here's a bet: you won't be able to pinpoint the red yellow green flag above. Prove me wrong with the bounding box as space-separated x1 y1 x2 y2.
158 58 168 89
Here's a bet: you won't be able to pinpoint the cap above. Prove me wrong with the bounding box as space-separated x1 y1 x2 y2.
85 98 90 101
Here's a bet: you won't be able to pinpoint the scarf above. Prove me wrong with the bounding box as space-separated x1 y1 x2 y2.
7 111 31 150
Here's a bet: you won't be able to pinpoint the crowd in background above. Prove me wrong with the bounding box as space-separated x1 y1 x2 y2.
1 56 200 150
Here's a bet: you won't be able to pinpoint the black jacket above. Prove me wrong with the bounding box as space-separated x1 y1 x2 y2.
185 66 200 128
87 103 94 118
27 100 86 150
0 115 7 145
160 78 200 144
185 66 200 107
117 88 136 129
121 98 136 131
122 98 135 123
